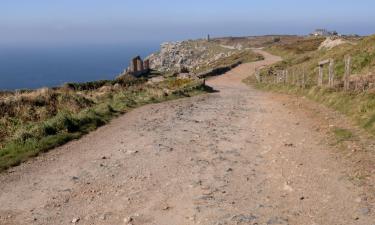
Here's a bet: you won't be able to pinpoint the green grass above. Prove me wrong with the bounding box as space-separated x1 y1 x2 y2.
333 127 353 143
0 78 210 171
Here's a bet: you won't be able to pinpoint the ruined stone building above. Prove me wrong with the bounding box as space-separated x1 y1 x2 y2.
127 56 150 77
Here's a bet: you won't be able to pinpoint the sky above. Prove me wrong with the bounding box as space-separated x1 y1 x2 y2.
1 0 375 46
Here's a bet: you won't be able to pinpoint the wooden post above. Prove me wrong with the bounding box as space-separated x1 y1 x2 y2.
344 56 351 91
328 59 335 88
318 66 323 86
276 71 280 83
318 59 330 87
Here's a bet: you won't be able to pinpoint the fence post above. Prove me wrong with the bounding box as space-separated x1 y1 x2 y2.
274 73 277 84
344 56 351 91
318 66 323 86
329 59 335 88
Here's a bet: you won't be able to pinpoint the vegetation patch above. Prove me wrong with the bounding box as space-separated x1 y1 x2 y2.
247 35 375 137
333 127 354 143
0 77 210 171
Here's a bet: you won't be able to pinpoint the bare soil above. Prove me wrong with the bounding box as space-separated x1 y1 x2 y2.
0 50 374 225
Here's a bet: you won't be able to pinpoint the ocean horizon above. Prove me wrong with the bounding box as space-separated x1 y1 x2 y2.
0 43 160 90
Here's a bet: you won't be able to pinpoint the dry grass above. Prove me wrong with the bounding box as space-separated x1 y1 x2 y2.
0 77 210 171
212 35 304 48
247 35 375 136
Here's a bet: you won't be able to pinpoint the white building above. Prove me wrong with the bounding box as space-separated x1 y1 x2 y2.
311 29 337 37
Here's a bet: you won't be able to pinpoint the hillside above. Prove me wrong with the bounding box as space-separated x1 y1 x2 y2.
251 35 375 135
265 35 374 83
146 39 264 74
212 35 304 48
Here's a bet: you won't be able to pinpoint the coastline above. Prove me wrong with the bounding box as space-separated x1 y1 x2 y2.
0 43 160 91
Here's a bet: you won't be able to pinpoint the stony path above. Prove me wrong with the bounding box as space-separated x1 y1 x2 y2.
0 50 374 225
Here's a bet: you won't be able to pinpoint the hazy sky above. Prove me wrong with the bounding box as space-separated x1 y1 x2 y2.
1 0 375 46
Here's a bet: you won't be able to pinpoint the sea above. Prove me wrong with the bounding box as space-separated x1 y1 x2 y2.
0 43 160 90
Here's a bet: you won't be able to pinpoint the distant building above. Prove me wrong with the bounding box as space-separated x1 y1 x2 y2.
311 29 338 37
207 34 210 42
126 56 150 77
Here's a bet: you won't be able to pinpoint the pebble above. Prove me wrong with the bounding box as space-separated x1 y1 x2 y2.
123 217 133 223
162 206 171 211
71 217 80 223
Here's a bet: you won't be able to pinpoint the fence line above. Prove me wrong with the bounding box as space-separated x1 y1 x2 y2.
256 55 374 92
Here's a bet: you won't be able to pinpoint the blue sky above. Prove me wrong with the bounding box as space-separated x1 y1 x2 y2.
1 0 375 46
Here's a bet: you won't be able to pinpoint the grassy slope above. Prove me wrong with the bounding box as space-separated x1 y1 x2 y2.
265 36 375 83
250 36 375 136
0 78 211 171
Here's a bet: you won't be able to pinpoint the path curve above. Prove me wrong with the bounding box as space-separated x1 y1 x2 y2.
0 50 374 225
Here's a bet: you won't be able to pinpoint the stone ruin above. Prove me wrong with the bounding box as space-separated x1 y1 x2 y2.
126 56 150 77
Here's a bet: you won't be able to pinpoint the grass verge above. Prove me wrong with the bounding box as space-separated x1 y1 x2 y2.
0 78 211 171
245 81 375 137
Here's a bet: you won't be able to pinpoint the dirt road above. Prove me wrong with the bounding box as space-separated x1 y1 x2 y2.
1 50 374 225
